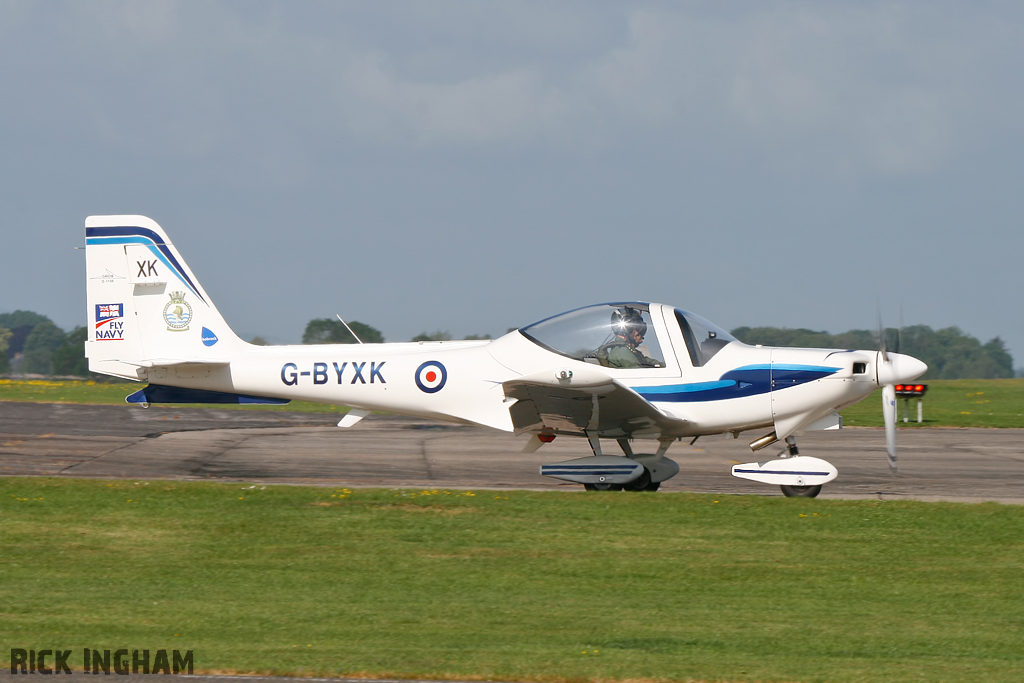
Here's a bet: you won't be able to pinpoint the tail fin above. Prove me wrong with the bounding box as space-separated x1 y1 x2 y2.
85 215 242 379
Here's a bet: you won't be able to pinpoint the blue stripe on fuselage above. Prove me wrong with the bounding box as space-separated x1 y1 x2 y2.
633 364 839 403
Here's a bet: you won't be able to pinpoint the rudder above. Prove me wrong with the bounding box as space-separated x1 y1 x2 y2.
85 215 241 379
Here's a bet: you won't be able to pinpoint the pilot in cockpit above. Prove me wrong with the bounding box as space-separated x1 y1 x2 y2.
596 307 665 369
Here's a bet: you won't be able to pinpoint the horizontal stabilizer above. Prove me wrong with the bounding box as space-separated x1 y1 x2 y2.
126 384 289 405
731 456 838 487
338 408 371 428
134 358 231 368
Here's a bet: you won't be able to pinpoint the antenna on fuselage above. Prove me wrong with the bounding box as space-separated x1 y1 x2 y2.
336 314 364 344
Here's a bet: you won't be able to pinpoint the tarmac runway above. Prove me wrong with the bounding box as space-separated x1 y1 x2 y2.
1 401 1022 503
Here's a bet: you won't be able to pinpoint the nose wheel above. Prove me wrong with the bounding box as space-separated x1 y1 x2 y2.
778 436 822 498
780 484 822 498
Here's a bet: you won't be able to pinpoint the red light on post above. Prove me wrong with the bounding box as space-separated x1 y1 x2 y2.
894 384 928 398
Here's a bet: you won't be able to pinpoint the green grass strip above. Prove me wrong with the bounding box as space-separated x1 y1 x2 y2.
1 478 1022 682
0 379 347 413
839 378 1024 428
3 378 1024 427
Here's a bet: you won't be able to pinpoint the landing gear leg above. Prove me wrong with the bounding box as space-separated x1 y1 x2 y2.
622 437 672 492
583 434 622 490
618 438 652 491
778 436 822 498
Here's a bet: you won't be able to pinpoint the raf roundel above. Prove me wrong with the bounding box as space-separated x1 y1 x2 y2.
415 361 447 393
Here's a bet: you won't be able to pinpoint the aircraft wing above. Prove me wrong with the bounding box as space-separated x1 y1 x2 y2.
502 366 690 438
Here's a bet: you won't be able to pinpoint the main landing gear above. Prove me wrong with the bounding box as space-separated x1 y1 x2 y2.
580 436 671 492
583 468 654 492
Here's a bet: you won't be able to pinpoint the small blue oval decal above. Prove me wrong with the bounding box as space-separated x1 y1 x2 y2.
201 327 219 347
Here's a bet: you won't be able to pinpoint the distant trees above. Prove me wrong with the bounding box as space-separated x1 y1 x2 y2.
730 325 1015 380
51 327 89 376
0 310 53 371
302 318 384 344
0 326 11 374
0 310 51 330
411 332 495 341
411 331 452 342
0 306 1013 382
21 321 66 374
0 311 95 377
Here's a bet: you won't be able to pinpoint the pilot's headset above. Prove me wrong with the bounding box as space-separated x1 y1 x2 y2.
611 307 647 339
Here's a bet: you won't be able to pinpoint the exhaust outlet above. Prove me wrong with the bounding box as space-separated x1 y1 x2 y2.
749 431 778 452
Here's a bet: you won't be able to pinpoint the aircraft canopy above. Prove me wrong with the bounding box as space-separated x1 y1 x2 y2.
519 303 667 368
519 302 737 369
672 308 736 367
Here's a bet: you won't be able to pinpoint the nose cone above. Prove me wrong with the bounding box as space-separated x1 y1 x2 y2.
877 352 928 386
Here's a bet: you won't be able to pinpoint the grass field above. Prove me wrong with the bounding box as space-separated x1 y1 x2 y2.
0 379 349 414
2 478 1022 682
838 378 1024 429
3 377 1023 428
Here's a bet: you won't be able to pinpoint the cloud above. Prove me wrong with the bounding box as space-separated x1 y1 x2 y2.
338 55 569 145
577 4 966 175
6 1 1015 178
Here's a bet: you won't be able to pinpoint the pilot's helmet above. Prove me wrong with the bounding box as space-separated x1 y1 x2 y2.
611 307 647 339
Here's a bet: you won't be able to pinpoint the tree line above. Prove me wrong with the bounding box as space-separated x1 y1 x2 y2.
0 313 494 377
0 311 89 376
730 325 1014 380
300 318 492 344
1 310 1014 380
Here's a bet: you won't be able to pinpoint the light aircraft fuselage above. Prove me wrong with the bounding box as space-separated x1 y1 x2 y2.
84 216 927 496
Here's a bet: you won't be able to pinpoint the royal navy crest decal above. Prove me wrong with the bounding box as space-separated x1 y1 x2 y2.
163 291 193 332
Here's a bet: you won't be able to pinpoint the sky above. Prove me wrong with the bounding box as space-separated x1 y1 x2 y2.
2 1 1022 362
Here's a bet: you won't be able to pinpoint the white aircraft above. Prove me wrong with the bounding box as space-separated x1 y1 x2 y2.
84 215 927 497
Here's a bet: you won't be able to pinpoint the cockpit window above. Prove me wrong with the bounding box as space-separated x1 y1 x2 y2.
520 303 666 369
674 309 736 367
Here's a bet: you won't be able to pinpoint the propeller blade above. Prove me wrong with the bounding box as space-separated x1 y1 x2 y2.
882 383 897 472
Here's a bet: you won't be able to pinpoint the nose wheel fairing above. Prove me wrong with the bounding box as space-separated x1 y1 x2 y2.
731 455 838 488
